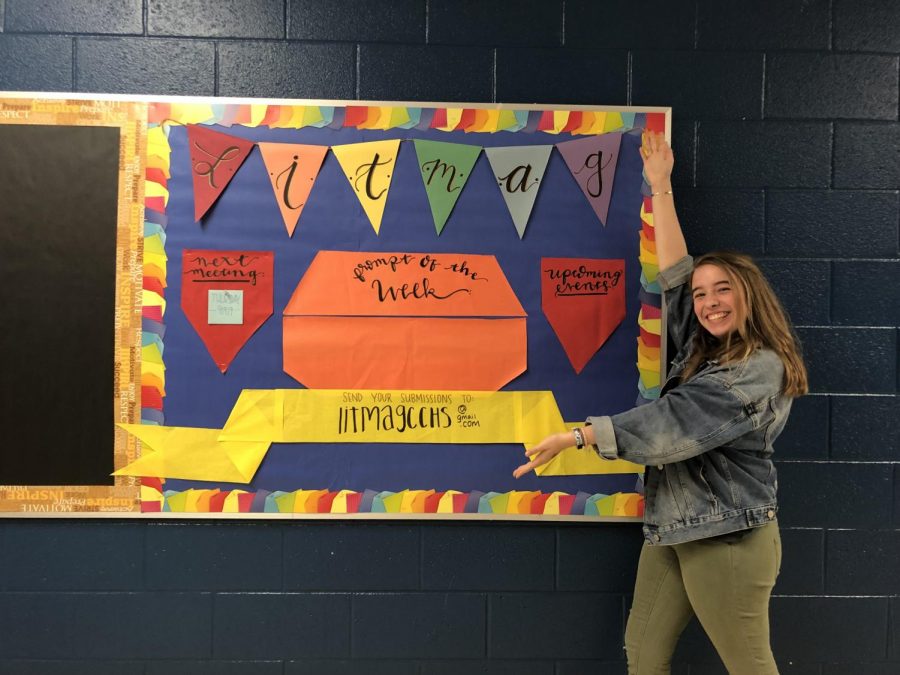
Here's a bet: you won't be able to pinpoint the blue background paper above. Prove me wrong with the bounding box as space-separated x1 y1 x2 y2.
162 120 647 496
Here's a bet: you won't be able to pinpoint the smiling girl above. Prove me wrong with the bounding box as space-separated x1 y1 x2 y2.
514 132 807 674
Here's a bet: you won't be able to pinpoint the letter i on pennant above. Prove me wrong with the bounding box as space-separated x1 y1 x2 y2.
257 143 328 237
331 139 401 234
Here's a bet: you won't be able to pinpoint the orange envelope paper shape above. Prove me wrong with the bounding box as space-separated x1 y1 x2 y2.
283 251 528 391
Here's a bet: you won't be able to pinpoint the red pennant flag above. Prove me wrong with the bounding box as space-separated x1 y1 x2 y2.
181 250 274 372
541 258 626 373
187 126 255 221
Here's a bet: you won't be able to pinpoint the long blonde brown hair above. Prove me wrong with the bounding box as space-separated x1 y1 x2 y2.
681 251 808 397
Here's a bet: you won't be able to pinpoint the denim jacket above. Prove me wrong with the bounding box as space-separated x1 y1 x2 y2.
587 256 791 545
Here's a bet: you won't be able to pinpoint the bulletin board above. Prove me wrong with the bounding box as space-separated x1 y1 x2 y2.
0 93 669 519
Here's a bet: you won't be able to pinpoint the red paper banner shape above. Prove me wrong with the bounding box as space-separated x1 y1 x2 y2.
555 133 623 227
257 142 328 237
181 250 274 372
541 258 626 373
187 125 255 221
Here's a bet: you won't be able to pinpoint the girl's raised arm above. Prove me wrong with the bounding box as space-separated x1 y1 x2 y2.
641 132 687 271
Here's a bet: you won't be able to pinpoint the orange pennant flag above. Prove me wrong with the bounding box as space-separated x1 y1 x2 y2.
257 143 328 237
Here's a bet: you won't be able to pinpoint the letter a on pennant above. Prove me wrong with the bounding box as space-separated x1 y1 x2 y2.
484 145 553 239
555 133 622 227
257 143 328 237
413 140 482 235
331 139 401 234
541 258 626 373
187 125 255 222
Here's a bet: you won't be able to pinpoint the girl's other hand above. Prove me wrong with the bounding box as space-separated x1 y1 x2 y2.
512 432 572 479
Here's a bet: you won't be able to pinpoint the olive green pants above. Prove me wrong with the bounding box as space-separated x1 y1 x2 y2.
625 521 781 674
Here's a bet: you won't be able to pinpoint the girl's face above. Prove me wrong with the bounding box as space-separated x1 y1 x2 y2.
692 264 741 339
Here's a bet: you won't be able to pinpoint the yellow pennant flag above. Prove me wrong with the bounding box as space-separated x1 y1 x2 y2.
331 139 401 234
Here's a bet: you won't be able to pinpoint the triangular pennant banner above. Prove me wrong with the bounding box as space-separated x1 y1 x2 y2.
331 139 401 234
541 257 626 373
181 250 274 372
555 132 622 226
257 142 328 237
484 145 553 238
412 140 482 235
186 125 255 222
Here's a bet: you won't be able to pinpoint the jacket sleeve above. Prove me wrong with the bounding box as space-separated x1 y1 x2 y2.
657 255 696 356
586 369 764 466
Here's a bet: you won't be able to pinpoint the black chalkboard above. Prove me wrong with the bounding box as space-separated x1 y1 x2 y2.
0 124 119 485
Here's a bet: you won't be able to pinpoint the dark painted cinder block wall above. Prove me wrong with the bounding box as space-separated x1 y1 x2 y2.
0 1 898 673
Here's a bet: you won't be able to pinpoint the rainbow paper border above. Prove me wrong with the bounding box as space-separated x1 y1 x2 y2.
137 480 645 518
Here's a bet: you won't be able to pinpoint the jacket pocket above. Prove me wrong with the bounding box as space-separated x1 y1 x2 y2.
698 457 719 513
717 452 740 508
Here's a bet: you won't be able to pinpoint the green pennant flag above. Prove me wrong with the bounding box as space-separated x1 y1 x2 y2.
413 140 482 235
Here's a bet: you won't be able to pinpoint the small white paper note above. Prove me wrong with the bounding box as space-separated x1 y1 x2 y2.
208 289 244 325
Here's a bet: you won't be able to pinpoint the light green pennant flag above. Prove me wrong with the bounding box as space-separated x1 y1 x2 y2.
485 145 553 239
413 140 482 235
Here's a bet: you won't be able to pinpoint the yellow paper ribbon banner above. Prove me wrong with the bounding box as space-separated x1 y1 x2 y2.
116 389 642 483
